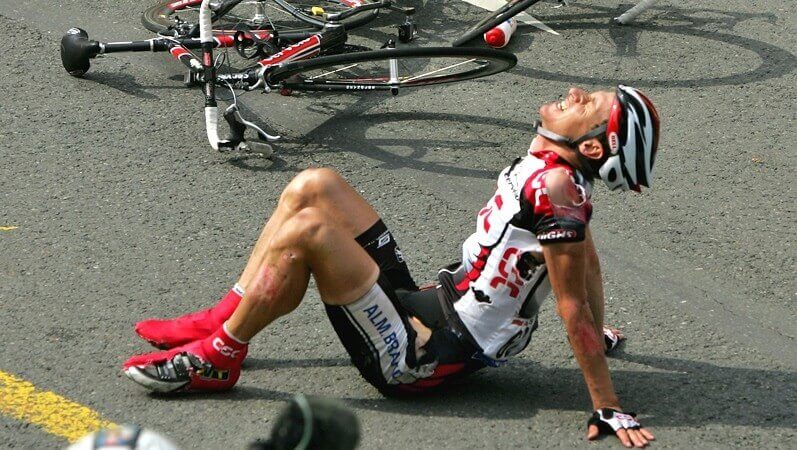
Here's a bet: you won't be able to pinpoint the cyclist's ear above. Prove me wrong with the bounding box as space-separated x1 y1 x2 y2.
577 138 605 161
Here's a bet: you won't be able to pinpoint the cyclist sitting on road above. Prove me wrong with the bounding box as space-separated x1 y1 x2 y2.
125 85 660 448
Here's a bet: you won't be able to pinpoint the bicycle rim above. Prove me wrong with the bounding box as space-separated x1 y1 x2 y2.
272 0 379 31
452 0 543 47
267 47 517 92
141 0 372 34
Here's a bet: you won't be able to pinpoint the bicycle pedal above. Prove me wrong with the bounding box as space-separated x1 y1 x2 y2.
397 22 417 43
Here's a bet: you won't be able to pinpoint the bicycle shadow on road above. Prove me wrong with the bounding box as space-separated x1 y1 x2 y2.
499 5 793 89
301 110 533 180
386 0 792 89
80 72 180 100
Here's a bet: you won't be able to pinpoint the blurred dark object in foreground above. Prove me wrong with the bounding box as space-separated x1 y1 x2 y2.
249 395 360 450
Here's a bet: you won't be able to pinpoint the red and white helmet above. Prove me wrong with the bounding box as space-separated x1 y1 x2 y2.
598 85 661 192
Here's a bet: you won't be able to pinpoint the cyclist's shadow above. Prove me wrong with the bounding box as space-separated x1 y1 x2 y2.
236 352 796 430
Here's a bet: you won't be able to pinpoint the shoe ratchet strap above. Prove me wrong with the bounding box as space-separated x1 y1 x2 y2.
155 353 204 381
588 408 641 434
603 327 620 354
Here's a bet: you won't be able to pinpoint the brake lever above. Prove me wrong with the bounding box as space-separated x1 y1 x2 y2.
218 103 279 155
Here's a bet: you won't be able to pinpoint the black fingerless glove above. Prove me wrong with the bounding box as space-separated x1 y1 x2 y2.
588 408 641 435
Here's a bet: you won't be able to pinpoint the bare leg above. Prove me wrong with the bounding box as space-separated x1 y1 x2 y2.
133 168 387 350
237 168 380 290
227 206 380 341
124 169 390 392
225 168 388 341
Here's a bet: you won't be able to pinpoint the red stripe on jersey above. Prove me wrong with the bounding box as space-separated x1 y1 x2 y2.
522 151 576 217
456 246 491 291
397 362 467 392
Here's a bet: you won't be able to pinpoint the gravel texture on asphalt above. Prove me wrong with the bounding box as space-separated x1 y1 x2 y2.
0 0 794 448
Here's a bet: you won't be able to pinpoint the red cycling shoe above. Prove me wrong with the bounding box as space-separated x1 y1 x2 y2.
135 287 243 349
124 326 247 393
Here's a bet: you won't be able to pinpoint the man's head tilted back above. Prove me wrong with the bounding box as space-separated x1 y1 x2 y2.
534 85 661 192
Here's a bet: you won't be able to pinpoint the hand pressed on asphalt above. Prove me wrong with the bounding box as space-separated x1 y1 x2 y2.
587 422 655 448
605 326 625 341
603 326 626 354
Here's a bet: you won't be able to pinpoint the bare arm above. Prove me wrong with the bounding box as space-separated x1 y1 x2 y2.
542 240 620 410
584 228 606 348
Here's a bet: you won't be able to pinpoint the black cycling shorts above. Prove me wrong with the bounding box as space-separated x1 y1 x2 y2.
324 220 484 396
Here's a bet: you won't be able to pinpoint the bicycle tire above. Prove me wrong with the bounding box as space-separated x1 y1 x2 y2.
266 46 517 92
272 0 379 31
452 0 542 47
142 0 378 35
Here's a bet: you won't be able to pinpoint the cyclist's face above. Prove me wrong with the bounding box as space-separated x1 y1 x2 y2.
539 87 614 140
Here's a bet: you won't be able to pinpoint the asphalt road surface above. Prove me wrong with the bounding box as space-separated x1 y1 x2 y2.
1 0 795 448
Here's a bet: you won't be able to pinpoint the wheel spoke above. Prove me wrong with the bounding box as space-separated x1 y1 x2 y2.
308 63 361 79
402 59 479 82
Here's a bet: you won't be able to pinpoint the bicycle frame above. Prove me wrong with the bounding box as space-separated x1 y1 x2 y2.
194 0 348 149
452 0 660 46
59 3 351 152
614 0 659 24
60 29 344 91
61 0 509 153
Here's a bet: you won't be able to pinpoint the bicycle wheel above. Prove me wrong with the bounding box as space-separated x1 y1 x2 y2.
142 0 378 35
272 0 379 30
452 0 542 47
266 47 517 92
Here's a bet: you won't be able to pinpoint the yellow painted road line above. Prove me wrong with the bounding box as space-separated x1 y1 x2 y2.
0 370 117 443
0 226 18 231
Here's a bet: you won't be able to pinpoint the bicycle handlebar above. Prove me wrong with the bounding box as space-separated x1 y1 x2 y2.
614 0 658 24
199 0 221 150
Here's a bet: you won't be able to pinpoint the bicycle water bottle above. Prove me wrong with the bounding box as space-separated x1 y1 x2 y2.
484 18 517 48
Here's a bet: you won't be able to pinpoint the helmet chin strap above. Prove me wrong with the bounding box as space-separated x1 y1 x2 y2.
533 120 606 180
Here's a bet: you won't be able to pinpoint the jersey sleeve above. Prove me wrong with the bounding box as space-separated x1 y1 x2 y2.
524 168 592 245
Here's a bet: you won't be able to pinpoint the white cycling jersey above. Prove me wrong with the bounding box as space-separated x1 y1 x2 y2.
451 149 593 363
